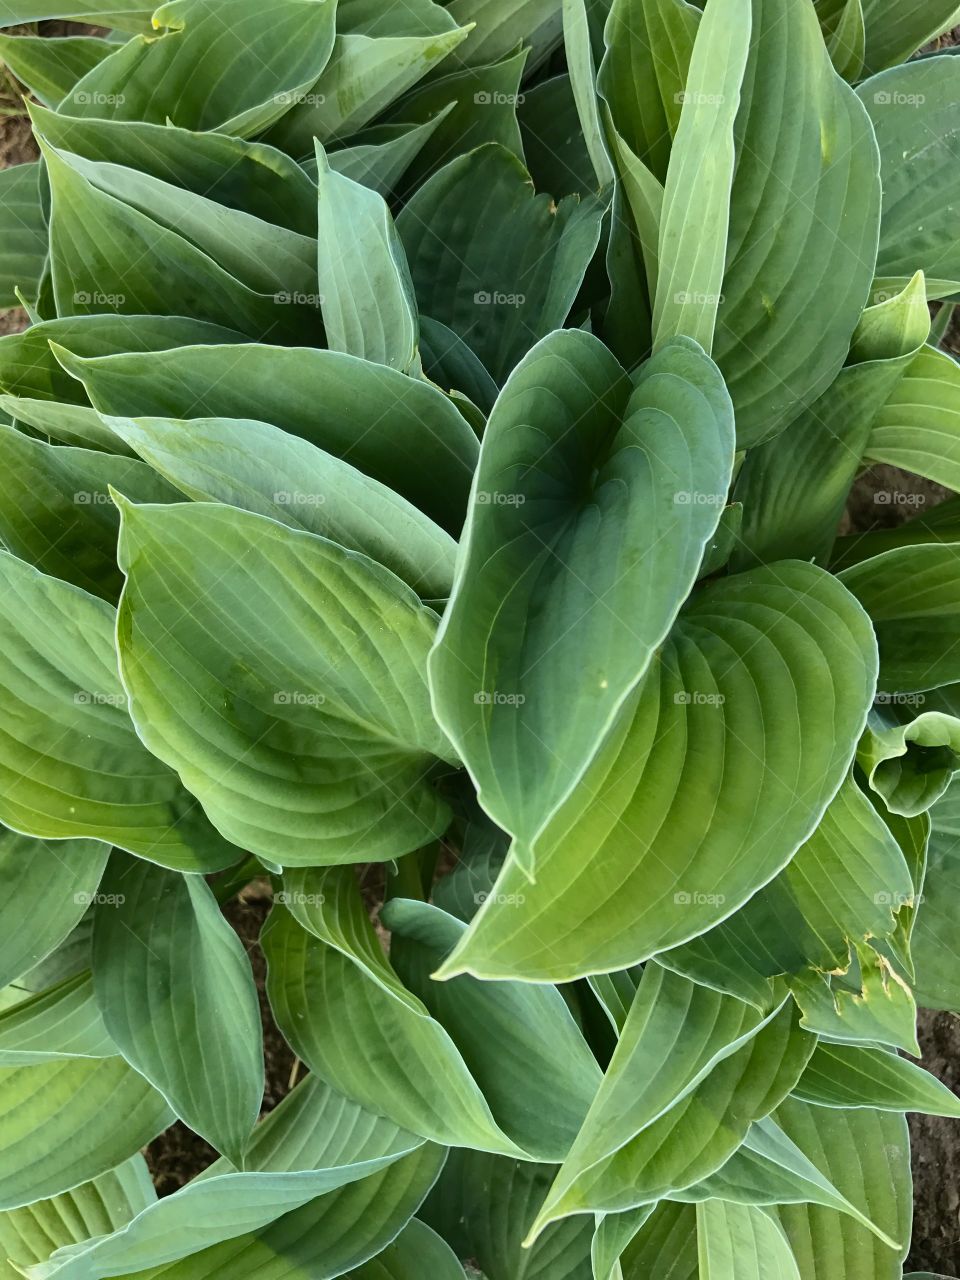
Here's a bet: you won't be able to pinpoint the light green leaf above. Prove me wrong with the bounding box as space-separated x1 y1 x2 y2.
859 0 960 74
115 499 455 867
446 0 562 67
652 0 751 354
52 342 477 535
912 777 960 1009
790 942 919 1056
398 145 607 385
0 0 150 26
591 1206 657 1280
0 553 241 872
794 1041 960 1116
0 1056 172 1210
92 857 262 1164
562 0 614 191
713 0 881 447
0 394 134 454
0 973 113 1065
0 427 179 600
349 1220 467 1280
335 0 457 36
697 1201 800 1280
101 414 457 600
323 110 455 198
866 346 960 491
856 685 960 817
0 163 46 310
315 144 418 371
0 33 114 108
429 330 733 876
437 562 876 982
0 830 108 988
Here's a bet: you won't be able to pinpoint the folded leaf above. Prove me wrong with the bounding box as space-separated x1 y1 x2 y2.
866 346 960 491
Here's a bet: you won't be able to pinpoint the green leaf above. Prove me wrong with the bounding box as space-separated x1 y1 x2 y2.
429 330 733 876
619 1203 698 1280
856 685 960 817
398 145 607 385
261 880 524 1157
0 1056 172 1210
562 0 615 191
793 1041 960 1116
27 1074 424 1280
859 0 960 73
315 144 418 371
101 413 457 600
823 0 865 80
832 496 960 572
712 0 881 447
865 346 960 491
382 898 602 1159
790 942 919 1056
696 1201 800 1280
52 342 477 536
115 499 455 867
652 0 751 354
0 163 47 310
0 33 114 108
265 26 472 159
519 75 598 201
417 315 499 417
0 394 134 454
437 562 876 982
0 973 113 1065
0 1159 155 1280
0 427 179 600
591 1206 657 1280
62 0 337 135
912 777 960 1009
772 1101 911 1279
91 856 262 1164
0 0 150 28
0 553 241 872
0 830 108 988
446 0 562 67
860 58 960 294
349 1220 467 1280
323 110 455 198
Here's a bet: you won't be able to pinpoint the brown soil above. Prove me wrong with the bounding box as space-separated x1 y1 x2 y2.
908 1012 960 1273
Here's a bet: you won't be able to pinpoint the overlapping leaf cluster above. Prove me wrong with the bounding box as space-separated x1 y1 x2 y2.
0 0 959 1276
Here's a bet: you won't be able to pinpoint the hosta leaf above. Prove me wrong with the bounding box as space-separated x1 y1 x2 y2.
0 1056 172 1210
52 343 477 535
0 163 46 310
446 0 563 66
0 1159 155 1280
417 315 499 417
62 0 337 136
860 58 960 293
102 414 457 600
832 496 960 572
28 1074 424 1280
0 428 179 600
315 145 418 371
0 553 241 872
0 830 108 988
429 330 733 876
790 942 919 1056
591 1206 657 1280
713 0 881 447
398 146 606 385
262 879 529 1157
663 774 914 1001
28 103 317 234
381 898 601 1159
912 777 960 1009
794 1041 960 1116
350 1220 466 1280
0 973 113 1065
109 1143 446 1280
532 1004 812 1229
539 963 783 1223
0 0 150 27
265 27 472 159
0 33 114 109
563 0 615 192
652 0 751 354
772 1101 910 1279
597 0 699 185
438 562 876 982
518 75 597 201
40 142 315 341
323 110 455 198
824 0 865 81
857 685 960 817
865 347 960 490
0 315 241 405
421 1148 594 1280
430 809 509 923
696 1201 800 1280
0 395 134 454
115 499 455 867
619 1203 698 1280
859 0 960 74
92 857 262 1164
840 545 960 692
336 0 456 36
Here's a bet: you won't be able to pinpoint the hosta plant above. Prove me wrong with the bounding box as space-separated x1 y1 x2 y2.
0 0 960 1276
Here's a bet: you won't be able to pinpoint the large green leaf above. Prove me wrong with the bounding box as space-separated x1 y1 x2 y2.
92 857 262 1164
101 413 457 600
315 145 418 371
619 1203 698 1280
398 145 606 385
794 1041 960 1116
322 111 455 199
0 830 108 988
0 553 240 872
429 330 733 876
912 777 960 1009
62 0 337 135
652 0 751 353
696 1201 800 1280
115 499 455 867
859 0 960 75
712 0 881 447
0 162 47 310
860 59 960 295
349 1220 466 1280
52 343 477 535
0 972 113 1065
0 33 114 109
28 1075 424 1280
0 427 179 600
446 0 562 66
0 0 151 27
437 562 876 982
0 1056 172 1210
865 346 960 490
